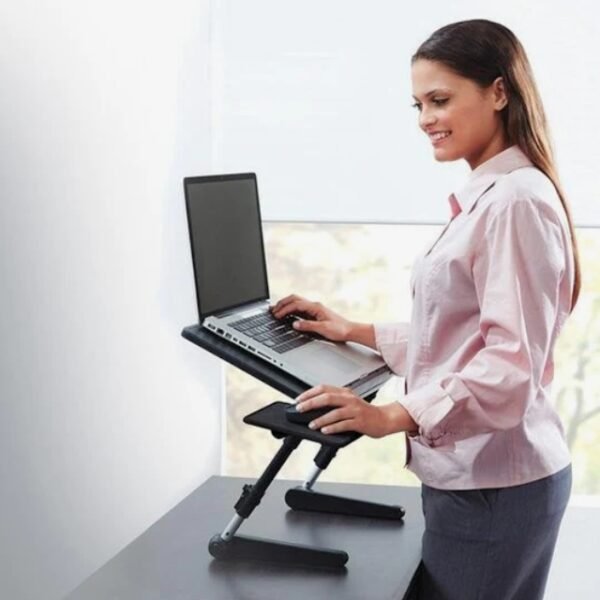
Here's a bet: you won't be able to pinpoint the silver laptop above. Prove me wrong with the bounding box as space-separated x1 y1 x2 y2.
184 173 392 397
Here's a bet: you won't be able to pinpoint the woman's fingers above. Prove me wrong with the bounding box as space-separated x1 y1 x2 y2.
271 295 326 321
277 301 311 318
295 384 349 406
307 406 349 430
272 299 317 319
295 392 338 411
293 385 377 436
293 386 385 438
293 318 325 335
271 294 303 313
318 418 357 435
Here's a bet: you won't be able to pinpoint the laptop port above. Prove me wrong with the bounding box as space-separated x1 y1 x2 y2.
216 328 224 335
225 333 231 339
239 342 246 348
248 346 256 352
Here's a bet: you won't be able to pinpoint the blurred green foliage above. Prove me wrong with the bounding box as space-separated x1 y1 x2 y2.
225 224 600 495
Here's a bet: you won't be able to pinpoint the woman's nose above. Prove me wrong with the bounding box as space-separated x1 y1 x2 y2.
420 110 436 130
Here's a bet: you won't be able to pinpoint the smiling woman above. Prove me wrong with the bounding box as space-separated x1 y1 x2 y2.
402 19 582 600
266 18 581 600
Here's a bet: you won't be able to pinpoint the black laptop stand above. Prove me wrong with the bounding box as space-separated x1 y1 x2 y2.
182 325 405 569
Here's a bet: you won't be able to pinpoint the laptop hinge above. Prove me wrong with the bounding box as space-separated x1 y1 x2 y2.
212 299 269 319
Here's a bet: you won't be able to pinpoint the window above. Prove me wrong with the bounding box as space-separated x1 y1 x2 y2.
225 223 600 501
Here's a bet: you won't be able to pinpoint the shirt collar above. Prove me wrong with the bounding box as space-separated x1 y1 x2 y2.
452 145 533 215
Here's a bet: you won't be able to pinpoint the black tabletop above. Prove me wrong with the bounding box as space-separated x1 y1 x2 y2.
65 476 424 600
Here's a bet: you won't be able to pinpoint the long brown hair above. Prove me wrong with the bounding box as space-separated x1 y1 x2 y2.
412 19 581 312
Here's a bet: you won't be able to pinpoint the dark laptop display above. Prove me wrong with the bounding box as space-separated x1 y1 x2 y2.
185 173 269 318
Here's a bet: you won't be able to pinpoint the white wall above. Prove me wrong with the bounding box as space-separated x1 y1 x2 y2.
212 0 599 225
0 2 221 599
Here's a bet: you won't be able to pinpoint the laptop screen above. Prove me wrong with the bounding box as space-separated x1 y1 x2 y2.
184 173 269 319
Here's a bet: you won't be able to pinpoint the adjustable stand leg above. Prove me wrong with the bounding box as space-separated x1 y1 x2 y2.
209 435 348 569
285 445 406 520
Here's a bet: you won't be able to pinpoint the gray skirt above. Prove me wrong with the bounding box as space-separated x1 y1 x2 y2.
414 464 572 600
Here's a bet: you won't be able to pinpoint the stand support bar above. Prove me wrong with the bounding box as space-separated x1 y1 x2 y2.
232 435 301 520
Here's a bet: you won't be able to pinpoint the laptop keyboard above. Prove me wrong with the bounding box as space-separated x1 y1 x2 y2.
229 311 313 354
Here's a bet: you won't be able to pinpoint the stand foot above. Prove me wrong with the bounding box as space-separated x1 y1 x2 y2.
208 533 348 569
285 486 405 520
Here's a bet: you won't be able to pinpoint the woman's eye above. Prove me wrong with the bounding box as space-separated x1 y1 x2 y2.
411 98 448 111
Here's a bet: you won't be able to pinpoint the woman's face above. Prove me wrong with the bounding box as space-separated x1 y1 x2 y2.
411 59 509 170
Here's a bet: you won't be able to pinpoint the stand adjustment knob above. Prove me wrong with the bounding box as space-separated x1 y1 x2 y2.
234 484 254 512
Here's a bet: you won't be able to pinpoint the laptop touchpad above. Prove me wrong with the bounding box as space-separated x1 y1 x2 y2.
311 347 362 374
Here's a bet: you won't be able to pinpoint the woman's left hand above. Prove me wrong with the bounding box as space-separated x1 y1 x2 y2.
295 384 418 438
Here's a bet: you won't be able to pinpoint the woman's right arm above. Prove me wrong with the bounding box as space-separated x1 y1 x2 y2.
271 294 395 353
270 294 377 349
271 295 409 376
344 322 377 350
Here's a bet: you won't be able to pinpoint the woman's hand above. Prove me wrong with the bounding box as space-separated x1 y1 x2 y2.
270 294 353 342
295 384 419 438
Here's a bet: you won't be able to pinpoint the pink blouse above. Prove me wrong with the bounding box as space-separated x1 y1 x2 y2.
374 145 574 490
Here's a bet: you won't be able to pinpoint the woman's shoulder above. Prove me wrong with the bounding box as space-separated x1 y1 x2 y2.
486 166 565 225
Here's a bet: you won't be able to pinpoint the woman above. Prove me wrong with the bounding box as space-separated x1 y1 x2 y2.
270 19 581 600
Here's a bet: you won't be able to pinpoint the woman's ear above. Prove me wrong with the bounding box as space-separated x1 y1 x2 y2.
493 76 508 110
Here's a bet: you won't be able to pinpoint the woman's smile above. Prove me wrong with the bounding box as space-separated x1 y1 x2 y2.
430 130 452 145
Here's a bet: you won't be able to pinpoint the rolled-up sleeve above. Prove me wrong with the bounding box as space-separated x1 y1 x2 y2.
400 198 566 448
373 322 410 377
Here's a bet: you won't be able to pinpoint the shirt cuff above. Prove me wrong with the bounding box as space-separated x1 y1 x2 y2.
399 381 455 447
373 322 410 377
